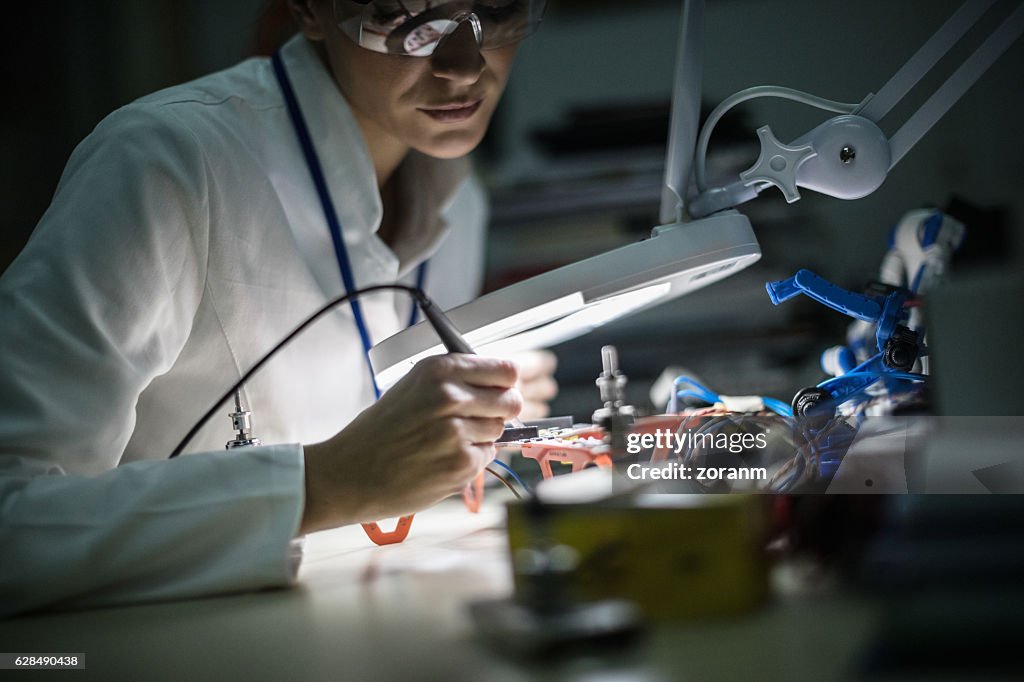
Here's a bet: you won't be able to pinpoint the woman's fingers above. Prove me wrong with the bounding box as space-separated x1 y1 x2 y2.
513 350 557 381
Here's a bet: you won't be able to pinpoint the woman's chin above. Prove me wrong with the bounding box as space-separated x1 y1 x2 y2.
414 128 487 160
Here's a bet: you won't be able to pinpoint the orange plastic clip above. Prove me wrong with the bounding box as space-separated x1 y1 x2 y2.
461 470 486 513
361 515 414 545
520 439 613 479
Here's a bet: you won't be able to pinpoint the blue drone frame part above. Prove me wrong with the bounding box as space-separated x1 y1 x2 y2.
766 269 884 320
768 267 930 428
766 269 912 356
815 355 926 409
820 345 857 377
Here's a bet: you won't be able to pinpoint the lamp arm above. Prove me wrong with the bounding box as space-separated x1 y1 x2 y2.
886 1 1024 168
660 0 704 225
689 0 1024 218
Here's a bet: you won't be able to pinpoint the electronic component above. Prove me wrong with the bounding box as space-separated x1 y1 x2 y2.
225 391 261 449
497 426 540 443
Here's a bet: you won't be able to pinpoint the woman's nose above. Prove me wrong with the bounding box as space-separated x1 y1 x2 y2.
431 18 486 85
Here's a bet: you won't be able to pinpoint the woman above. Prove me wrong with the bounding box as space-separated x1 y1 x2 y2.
0 0 553 616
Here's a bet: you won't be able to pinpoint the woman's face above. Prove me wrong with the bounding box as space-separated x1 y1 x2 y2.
302 1 519 160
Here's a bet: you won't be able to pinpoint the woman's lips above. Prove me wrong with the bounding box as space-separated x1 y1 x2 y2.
418 99 483 123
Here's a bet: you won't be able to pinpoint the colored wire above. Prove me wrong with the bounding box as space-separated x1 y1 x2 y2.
673 376 720 404
489 458 531 494
675 389 716 404
761 397 794 418
848 352 883 375
674 375 793 418
485 465 523 499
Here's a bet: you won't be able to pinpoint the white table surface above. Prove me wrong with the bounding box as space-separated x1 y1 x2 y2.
0 494 880 681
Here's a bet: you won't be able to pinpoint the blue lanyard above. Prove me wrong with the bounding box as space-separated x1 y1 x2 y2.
272 50 427 400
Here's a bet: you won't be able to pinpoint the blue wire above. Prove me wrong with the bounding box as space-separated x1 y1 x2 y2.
490 458 531 494
848 352 882 375
673 376 720 404
675 388 718 403
674 375 793 417
761 397 794 417
673 376 717 395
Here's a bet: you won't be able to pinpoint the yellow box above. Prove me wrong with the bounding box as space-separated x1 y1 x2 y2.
506 495 768 621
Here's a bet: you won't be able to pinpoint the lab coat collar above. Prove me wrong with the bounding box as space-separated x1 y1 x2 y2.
391 150 470 277
279 35 381 238
278 36 470 278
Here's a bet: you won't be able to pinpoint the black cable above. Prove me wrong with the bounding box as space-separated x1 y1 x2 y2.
169 284 426 459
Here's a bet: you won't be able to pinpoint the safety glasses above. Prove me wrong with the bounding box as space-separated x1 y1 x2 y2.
334 0 547 57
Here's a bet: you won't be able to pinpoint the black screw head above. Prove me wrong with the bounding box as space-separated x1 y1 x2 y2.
883 327 919 371
792 387 835 429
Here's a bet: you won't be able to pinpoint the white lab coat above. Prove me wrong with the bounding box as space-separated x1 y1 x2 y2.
0 35 487 616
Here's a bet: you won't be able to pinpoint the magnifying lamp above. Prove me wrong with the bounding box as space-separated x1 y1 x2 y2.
371 0 1023 390
372 0 760 389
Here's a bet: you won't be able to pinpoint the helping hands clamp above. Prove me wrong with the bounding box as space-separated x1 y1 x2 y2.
766 269 924 423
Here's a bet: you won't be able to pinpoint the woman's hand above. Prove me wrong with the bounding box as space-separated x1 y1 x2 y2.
509 350 558 421
299 354 522 534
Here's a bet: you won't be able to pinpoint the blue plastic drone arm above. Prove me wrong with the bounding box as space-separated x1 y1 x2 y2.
875 290 911 353
766 269 883 321
764 276 802 304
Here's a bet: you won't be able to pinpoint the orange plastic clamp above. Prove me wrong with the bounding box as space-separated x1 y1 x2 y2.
520 440 613 479
361 515 414 545
462 470 486 513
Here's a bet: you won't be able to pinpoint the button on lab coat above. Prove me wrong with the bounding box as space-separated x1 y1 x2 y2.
0 35 487 616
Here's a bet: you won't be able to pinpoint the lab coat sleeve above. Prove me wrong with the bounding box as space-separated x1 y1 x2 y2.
0 445 305 617
0 104 304 616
